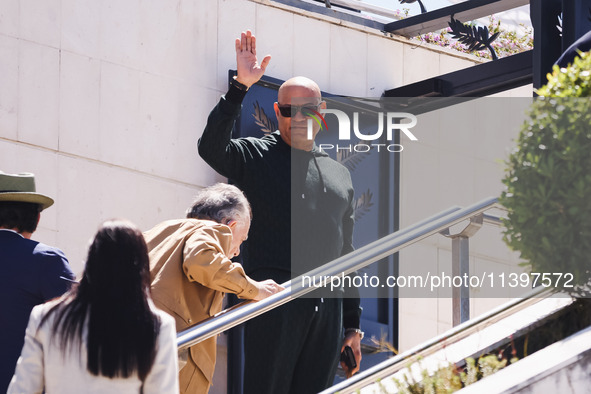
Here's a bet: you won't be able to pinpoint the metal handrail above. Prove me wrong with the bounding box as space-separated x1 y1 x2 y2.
321 286 551 394
320 0 404 20
177 196 500 350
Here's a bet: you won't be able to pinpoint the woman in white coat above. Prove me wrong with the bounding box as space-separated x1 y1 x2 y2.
8 219 179 394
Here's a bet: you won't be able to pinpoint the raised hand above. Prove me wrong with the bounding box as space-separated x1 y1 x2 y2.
235 30 271 88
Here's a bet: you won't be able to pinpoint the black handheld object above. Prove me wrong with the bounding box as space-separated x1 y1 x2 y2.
340 346 357 369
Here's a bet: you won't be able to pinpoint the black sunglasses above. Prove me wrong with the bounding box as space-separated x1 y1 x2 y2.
276 103 322 118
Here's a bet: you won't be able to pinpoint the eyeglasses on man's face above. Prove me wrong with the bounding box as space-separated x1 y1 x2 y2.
276 102 323 118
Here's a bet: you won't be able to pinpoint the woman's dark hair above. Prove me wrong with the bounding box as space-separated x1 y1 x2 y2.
0 201 41 233
40 219 160 381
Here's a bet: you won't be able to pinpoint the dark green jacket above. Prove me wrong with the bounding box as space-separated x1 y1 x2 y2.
198 85 361 328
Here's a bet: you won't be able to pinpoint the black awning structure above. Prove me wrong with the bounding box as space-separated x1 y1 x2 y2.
270 0 590 97
385 0 591 99
385 50 532 98
384 0 529 38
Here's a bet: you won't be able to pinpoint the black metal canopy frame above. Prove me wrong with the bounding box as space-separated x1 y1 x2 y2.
384 0 591 97
276 0 591 99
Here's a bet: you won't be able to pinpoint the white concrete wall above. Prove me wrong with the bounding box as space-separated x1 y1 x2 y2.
0 0 490 274
0 0 532 389
1 0 226 273
397 86 534 351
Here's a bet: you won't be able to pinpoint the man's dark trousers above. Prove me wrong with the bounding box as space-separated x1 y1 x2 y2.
244 295 343 394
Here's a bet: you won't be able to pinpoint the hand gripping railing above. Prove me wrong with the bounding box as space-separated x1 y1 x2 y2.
177 196 500 351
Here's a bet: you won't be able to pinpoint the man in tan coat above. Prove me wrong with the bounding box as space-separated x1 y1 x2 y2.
145 183 283 394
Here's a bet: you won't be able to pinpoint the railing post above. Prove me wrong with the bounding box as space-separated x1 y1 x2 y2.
441 214 484 326
452 236 470 325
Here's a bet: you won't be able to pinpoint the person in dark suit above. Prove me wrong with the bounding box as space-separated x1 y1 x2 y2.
555 30 591 68
0 171 75 393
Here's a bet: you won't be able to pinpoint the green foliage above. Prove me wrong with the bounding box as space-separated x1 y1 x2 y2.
391 353 517 394
537 52 591 97
475 355 508 378
392 361 462 394
500 51 591 293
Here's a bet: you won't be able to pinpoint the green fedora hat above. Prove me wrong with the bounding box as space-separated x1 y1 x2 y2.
0 171 54 211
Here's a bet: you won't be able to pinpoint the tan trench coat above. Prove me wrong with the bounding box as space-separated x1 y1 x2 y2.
145 219 259 394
